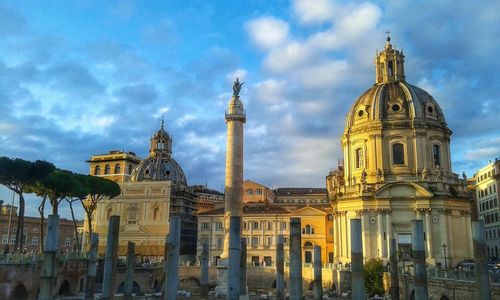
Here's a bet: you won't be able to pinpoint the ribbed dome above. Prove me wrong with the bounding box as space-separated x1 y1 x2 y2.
130 156 187 185
345 81 448 130
130 119 187 186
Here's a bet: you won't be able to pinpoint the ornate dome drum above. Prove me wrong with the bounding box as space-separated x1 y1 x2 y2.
342 36 452 184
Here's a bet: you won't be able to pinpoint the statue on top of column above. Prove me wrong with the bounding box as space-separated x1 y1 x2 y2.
232 78 245 96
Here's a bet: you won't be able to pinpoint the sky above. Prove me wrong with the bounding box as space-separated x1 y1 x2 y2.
0 0 499 219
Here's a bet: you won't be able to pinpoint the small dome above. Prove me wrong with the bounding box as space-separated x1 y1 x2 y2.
130 119 187 186
346 81 448 130
130 156 187 185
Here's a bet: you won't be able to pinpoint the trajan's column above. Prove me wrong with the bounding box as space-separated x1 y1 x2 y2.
221 78 246 259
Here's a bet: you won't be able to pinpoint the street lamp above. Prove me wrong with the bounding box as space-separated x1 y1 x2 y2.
442 243 448 271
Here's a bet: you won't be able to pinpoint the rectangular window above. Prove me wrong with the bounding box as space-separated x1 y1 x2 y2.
202 222 209 230
65 238 71 246
281 222 287 230
266 236 272 246
217 236 223 249
432 145 441 166
267 222 272 230
392 143 405 165
252 237 259 247
256 189 262 195
1 235 7 244
246 189 253 195
355 148 364 169
328 252 334 263
216 222 223 231
252 221 259 230
201 236 209 246
10 237 15 244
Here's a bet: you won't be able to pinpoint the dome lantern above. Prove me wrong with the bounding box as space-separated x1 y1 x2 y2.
149 117 172 158
375 33 406 84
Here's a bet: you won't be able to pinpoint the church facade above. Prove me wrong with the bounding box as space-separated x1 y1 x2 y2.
326 37 473 266
85 121 197 256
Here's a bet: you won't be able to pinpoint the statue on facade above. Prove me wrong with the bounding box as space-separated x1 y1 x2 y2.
421 167 428 181
462 171 467 180
435 165 442 181
361 169 367 183
232 78 245 96
376 168 383 182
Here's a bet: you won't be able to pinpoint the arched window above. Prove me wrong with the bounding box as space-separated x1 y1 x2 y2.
104 164 110 175
388 60 394 76
94 165 101 175
432 145 441 166
114 164 121 174
355 148 364 169
392 143 405 165
304 241 314 247
127 165 133 175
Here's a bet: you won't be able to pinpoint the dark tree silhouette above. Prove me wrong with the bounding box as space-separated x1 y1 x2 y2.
0 157 54 253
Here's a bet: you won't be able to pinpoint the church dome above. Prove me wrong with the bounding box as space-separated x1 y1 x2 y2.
340 36 453 184
346 81 448 130
130 119 187 186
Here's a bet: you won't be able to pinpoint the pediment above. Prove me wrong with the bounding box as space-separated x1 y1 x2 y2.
292 205 327 216
374 182 433 199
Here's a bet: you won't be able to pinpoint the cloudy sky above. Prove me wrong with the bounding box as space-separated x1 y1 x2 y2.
0 0 498 218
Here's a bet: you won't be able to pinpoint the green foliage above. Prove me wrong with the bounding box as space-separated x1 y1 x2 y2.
0 157 55 191
364 258 385 297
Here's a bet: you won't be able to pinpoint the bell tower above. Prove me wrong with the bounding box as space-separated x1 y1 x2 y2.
375 33 406 83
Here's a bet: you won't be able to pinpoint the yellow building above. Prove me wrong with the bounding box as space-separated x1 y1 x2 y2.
85 120 197 256
197 180 334 266
473 158 500 260
326 36 473 266
87 150 141 183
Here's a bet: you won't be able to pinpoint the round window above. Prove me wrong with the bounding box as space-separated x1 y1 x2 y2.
144 169 150 175
427 106 434 113
392 104 401 112
358 110 364 117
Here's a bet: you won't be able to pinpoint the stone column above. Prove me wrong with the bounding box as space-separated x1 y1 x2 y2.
240 238 247 297
464 212 473 257
411 220 428 300
102 216 120 300
39 215 60 300
227 216 241 299
164 216 181 300
84 233 99 300
377 210 385 258
351 219 365 300
222 93 246 258
424 210 434 260
473 221 491 300
200 243 209 298
123 242 135 300
385 211 393 259
289 218 303 300
313 245 322 300
276 235 285 300
345 213 351 257
389 238 400 300
334 213 340 260
360 210 371 259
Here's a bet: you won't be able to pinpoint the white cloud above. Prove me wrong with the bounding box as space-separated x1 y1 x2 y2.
176 114 196 127
226 68 247 82
264 41 313 72
293 0 336 25
254 79 287 104
246 17 290 50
